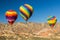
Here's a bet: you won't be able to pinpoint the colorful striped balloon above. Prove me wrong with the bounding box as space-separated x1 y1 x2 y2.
47 16 57 28
19 4 33 21
5 10 18 25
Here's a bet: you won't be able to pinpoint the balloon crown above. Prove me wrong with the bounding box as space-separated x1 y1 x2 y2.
8 10 14 12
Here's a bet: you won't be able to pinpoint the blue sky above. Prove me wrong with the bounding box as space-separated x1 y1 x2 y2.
0 0 60 23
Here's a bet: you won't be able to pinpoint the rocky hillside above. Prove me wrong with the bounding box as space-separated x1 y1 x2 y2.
0 22 60 40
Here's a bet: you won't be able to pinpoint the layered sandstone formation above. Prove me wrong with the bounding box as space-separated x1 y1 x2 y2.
0 22 60 40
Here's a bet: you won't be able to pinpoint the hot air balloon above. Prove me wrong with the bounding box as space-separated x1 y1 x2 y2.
47 16 57 28
5 10 18 25
19 4 33 22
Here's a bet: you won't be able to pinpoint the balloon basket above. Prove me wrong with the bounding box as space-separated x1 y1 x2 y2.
50 27 57 34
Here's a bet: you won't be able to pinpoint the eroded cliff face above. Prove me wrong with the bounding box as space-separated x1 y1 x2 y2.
0 22 60 40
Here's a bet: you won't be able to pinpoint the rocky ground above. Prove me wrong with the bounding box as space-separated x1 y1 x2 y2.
0 22 60 40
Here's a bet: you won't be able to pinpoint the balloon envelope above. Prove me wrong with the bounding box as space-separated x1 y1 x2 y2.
19 4 33 21
47 16 57 28
5 10 18 25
